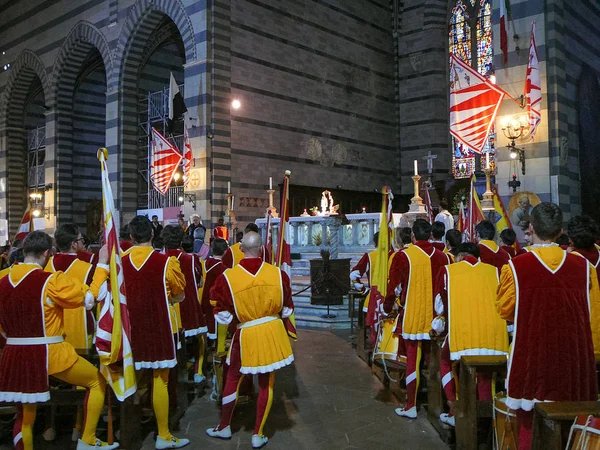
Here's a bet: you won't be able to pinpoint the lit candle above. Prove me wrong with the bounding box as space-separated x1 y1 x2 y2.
269 177 272 190
227 181 231 193
414 160 418 176
486 151 490 168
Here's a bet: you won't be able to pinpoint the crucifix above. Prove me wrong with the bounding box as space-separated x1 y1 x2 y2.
422 151 438 181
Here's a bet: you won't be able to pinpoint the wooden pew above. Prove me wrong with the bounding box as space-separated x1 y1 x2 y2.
426 335 454 445
352 293 370 364
455 355 507 450
531 401 600 450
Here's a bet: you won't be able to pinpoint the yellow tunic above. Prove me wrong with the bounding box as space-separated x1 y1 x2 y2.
446 261 508 360
224 263 293 373
8 263 108 374
230 242 244 267
402 246 434 340
45 255 93 349
0 267 9 279
361 250 379 312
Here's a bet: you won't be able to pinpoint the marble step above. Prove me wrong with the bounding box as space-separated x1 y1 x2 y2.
294 313 352 330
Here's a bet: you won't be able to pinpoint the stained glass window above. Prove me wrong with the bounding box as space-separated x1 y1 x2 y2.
449 0 494 179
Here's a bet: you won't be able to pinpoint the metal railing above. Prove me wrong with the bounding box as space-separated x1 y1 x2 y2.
148 185 184 209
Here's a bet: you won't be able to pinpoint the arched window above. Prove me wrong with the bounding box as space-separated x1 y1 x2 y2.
450 0 494 179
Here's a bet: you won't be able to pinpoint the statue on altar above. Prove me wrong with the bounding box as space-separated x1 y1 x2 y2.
317 190 339 216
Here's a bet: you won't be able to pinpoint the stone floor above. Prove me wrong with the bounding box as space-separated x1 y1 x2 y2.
0 329 449 449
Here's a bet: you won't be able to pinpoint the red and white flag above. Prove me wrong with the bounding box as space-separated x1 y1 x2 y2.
449 54 505 154
182 122 193 188
422 182 434 224
96 148 136 401
458 200 468 241
265 210 273 265
150 127 182 195
467 175 486 242
525 22 542 140
15 203 34 241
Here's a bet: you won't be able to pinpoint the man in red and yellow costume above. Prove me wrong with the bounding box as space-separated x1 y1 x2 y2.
0 231 117 450
499 228 518 259
430 222 446 252
567 215 600 356
431 242 508 427
198 238 228 341
497 203 598 450
206 232 294 449
213 218 229 241
475 220 510 272
121 216 189 449
350 232 379 315
162 226 208 384
384 219 450 418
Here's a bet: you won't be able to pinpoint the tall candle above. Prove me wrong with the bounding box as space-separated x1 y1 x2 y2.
486 151 490 167
414 160 418 176
269 177 272 190
227 181 231 193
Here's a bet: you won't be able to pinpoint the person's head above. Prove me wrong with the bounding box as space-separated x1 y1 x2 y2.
217 218 225 227
373 232 379 248
500 228 516 246
191 214 201 226
193 226 206 242
211 238 228 257
153 237 163 250
55 223 84 253
162 225 184 250
518 194 531 211
521 220 532 245
530 202 563 243
475 220 496 241
178 217 186 228
431 222 445 241
439 199 449 211
181 235 194 253
567 215 600 250
398 227 412 247
455 242 481 262
151 215 159 224
236 231 244 243
412 219 432 242
555 233 570 246
23 231 53 266
240 232 262 258
119 224 131 242
244 223 259 234
129 216 153 245
445 229 462 253
12 239 22 249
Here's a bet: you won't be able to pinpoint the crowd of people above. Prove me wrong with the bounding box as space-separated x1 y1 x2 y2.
351 202 600 450
0 215 293 450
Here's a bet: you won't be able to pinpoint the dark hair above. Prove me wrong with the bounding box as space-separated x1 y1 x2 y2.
475 220 496 240
128 216 153 244
54 223 80 252
412 219 432 241
152 215 158 220
119 224 130 241
531 202 563 241
457 242 480 258
439 199 449 210
153 237 164 250
446 229 462 252
567 215 599 250
12 239 22 248
181 235 194 253
520 220 530 232
244 223 259 233
373 231 379 247
217 218 225 226
162 225 184 250
11 248 24 264
431 222 446 240
212 238 228 257
236 231 244 242
499 228 516 246
555 233 570 246
399 227 412 246
23 231 53 258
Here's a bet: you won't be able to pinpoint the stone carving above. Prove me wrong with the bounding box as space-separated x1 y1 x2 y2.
332 142 348 165
410 52 423 73
306 137 353 167
306 137 323 160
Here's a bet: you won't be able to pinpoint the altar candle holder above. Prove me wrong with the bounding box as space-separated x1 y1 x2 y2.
409 175 426 213
266 189 279 218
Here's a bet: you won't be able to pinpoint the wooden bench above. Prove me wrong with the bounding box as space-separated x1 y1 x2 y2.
531 401 600 450
353 294 370 364
455 355 507 450
426 335 454 445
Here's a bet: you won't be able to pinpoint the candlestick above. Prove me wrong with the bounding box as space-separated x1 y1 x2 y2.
408 175 427 215
227 181 231 193
269 177 272 190
266 189 279 218
413 160 418 176
481 168 495 211
486 151 490 168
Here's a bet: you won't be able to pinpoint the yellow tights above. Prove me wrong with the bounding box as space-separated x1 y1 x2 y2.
196 335 206 376
15 403 37 450
152 368 172 441
52 356 106 445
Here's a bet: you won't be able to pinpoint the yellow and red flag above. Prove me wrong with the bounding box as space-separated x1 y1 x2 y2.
265 210 274 264
95 148 136 401
15 202 34 241
465 175 485 242
274 170 296 340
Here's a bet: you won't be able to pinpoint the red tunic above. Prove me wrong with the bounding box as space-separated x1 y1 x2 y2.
0 269 53 403
430 241 446 252
501 245 517 259
201 258 226 338
120 240 133 252
506 252 597 410
122 251 176 369
478 241 510 272
165 249 207 336
213 226 229 241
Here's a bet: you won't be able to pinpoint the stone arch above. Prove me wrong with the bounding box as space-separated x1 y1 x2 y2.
113 0 193 215
49 21 113 105
50 21 111 224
